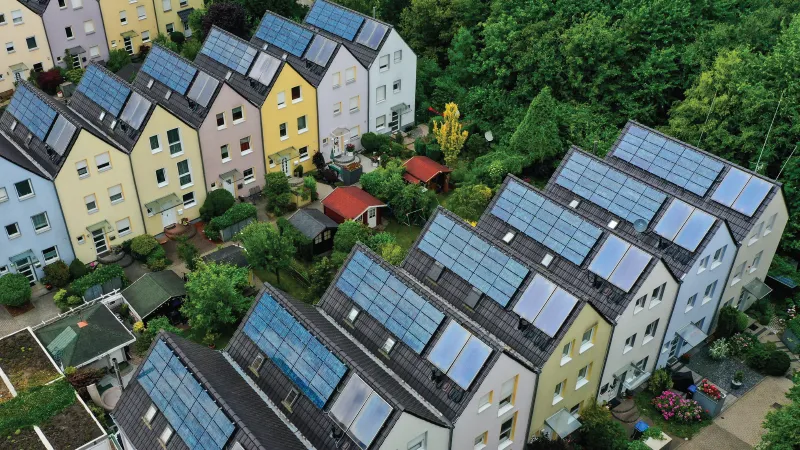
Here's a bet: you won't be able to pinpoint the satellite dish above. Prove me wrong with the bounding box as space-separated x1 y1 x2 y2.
485 131 494 142
633 219 648 233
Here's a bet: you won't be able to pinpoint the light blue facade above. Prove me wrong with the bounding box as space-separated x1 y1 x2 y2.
0 156 74 283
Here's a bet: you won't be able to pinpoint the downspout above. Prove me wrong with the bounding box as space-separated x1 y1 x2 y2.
50 178 79 268
525 367 541 442
598 321 616 399
127 152 147 235
658 282 683 370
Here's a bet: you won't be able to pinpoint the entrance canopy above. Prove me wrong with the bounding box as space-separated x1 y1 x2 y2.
275 146 299 160
67 46 86 56
545 408 581 438
145 193 181 215
331 127 349 137
86 220 111 233
678 322 708 349
744 278 773 300
219 168 240 181
391 103 411 114
9 250 38 267
120 30 138 38
614 363 650 390
9 63 28 72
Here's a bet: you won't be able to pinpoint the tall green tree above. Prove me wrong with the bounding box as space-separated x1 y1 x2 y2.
759 374 800 449
182 261 252 342
334 220 371 254
447 184 492 222
508 87 563 167
236 222 295 284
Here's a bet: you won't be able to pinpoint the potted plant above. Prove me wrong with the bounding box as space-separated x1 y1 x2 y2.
346 143 355 153
732 371 744 389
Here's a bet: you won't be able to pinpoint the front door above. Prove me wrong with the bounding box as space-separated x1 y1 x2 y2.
223 176 236 197
162 208 177 228
123 37 133 55
367 207 377 227
390 111 399 132
13 71 24 82
14 259 36 286
92 229 108 255
668 334 681 360
183 22 192 38
616 371 627 398
281 158 291 176
333 136 341 156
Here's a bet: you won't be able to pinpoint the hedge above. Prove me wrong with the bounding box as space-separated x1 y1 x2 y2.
0 274 32 307
205 203 257 241
70 264 125 296
0 380 75 437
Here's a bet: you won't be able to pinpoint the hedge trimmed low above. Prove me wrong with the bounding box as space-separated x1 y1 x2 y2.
0 274 32 307
205 203 257 241
70 264 125 296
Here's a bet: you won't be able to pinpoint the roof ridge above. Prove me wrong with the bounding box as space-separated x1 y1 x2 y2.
306 0 393 29
83 62 159 104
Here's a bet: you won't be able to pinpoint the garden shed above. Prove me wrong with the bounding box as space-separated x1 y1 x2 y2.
322 186 386 229
402 155 452 192
288 209 339 255
202 245 256 286
121 271 186 321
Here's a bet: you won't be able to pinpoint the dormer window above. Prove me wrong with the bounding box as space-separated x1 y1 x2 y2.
25 134 33 145
10 120 17 131
164 90 171 100
502 231 515 244
110 119 117 129
225 71 232 80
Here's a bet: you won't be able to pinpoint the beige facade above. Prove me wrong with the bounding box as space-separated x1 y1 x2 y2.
0 3 52 94
97 0 157 55
152 0 203 38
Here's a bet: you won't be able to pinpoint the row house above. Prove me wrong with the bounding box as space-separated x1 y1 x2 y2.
0 0 52 94
41 0 109 69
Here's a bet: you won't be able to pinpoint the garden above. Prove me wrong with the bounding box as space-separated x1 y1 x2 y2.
629 369 713 439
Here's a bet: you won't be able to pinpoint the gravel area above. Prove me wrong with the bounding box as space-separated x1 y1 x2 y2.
686 347 763 394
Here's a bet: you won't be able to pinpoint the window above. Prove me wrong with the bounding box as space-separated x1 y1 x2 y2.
345 66 355 83
379 54 389 71
116 218 131 236
156 168 168 186
232 106 244 123
277 91 286 108
699 255 710 273
111 40 116 48
144 404 157 424
182 192 195 207
33 63 43 73
283 388 299 410
167 128 182 155
350 127 360 140
249 354 265 374
291 86 301 102
30 212 49 233
108 185 124 204
58 0 67 7
90 46 100 58
15 180 34 199
731 262 745 285
166 23 174 33
634 295 646 313
553 381 564 404
645 319 659 341
71 0 82 8
95 152 111 171
84 20 94 34
12 10 23 25
499 415 515 444
751 250 763 272
477 391 492 413
158 426 173 446
299 146 309 160
323 230 331 240
240 137 251 154
498 376 517 412
333 102 341 115
474 432 487 450
136 5 146 19
394 50 402 63
376 85 386 103
148 134 161 153
76 160 89 178
5 223 20 239
297 115 307 132
576 364 590 389
243 168 255 184
381 337 396 354
635 356 649 374
561 341 572 365
0 14 4 24
279 123 288 139
220 145 230 162
268 157 275 168
5 42 13 53
141 30 150 42
65 26 74 39
749 222 764 246
408 433 427 450
651 283 666 307
26 36 37 50
624 334 636 353
332 72 341 87
686 294 697 312
393 79 401 93
703 280 718 302
0 188 7 203
580 326 595 353
42 246 59 264
346 307 359 323
119 10 127 24
765 213 777 235
349 96 359 113
177 160 192 187
712 245 727 266
376 115 386 129
84 194 98 213
216 112 226 129
162 0 171 11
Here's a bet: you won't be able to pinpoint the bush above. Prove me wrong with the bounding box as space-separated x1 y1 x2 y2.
648 369 673 394
135 316 182 354
717 306 743 338
313 151 326 171
68 259 88 279
71 264 125 296
652 390 704 423
106 49 131 73
35 69 64 95
0 274 31 307
361 132 391 153
130 234 159 260
42 261 70 288
414 138 427 156
146 246 168 271
764 351 791 376
199 189 235 222
709 338 730 360
730 332 759 357
53 289 82 311
575 400 627 450
205 202 257 240
170 31 185 46
746 347 770 371
270 192 293 216
177 236 199 271
64 68 84 84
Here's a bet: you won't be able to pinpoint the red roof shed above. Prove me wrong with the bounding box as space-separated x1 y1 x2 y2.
321 187 386 225
403 156 452 183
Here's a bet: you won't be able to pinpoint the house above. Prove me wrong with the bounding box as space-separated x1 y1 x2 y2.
287 208 338 256
403 155 452 192
0 82 145 264
303 0 417 134
0 131 74 285
40 0 110 69
250 11 368 160
122 270 186 321
152 0 203 39
112 332 308 450
202 244 256 286
96 0 158 55
0 0 53 95
35 303 136 370
322 186 385 228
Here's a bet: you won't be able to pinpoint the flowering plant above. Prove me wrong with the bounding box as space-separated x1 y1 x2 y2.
652 390 704 423
730 332 758 357
709 338 730 360
697 379 722 400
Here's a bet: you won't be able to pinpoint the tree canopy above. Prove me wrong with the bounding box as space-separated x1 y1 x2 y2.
182 261 252 342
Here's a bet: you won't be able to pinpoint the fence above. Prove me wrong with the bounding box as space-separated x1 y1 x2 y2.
83 277 124 301
32 290 122 331
220 217 256 242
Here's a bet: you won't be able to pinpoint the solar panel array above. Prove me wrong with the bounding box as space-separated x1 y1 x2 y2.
513 274 579 337
200 29 257 75
589 235 653 292
44 115 77 155
556 152 668 226
336 250 445 353
419 214 529 307
304 34 337 67
305 0 365 41
248 52 281 86
77 66 131 116
355 19 389 49
255 13 313 58
491 179 602 265
711 167 773 217
7 85 57 141
427 321 492 389
187 72 219 108
141 46 198 95
242 291 347 408
137 339 235 450
654 199 716 251
119 92 152 130
330 375 392 450
612 124 724 196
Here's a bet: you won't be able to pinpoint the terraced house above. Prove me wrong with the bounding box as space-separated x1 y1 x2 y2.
0 82 144 264
152 0 202 39
0 0 52 95
97 0 157 54
39 0 110 68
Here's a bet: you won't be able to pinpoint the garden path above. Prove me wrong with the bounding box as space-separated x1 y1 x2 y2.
0 289 60 338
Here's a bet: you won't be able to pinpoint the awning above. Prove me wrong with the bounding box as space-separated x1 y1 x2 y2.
744 278 773 300
219 169 240 181
120 30 139 38
612 363 651 390
545 408 582 438
769 275 798 289
145 193 181 215
86 220 111 233
678 323 708 349
275 146 299 160
177 7 194 22
331 127 350 137
9 63 28 72
9 250 38 266
391 103 411 114
67 46 86 56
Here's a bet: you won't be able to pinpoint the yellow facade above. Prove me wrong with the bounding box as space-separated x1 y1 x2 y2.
152 0 203 38
97 0 158 55
0 4 52 94
131 106 207 235
262 64 319 178
54 131 144 263
529 304 612 439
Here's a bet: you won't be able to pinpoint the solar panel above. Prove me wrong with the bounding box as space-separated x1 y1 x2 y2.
44 115 76 155
187 71 219 107
427 321 492 389
355 19 388 50
711 167 772 216
513 275 556 322
242 291 347 408
655 199 716 251
532 288 578 337
137 339 235 450
255 13 313 58
304 34 337 66
200 29 257 75
249 52 281 86
612 124 724 196
330 375 392 450
418 213 529 306
513 274 578 337
336 250 445 353
491 179 603 265
588 235 652 292
556 152 668 226
119 92 152 130
6 85 57 141
141 46 198 95
77 65 131 117
305 0 365 41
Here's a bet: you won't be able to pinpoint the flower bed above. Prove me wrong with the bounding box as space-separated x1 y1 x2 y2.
634 391 711 439
652 390 704 423
697 379 722 400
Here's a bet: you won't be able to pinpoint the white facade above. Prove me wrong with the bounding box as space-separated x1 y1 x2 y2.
379 413 450 450
368 29 416 134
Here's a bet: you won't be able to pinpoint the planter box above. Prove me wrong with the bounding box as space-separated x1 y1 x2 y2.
340 166 362 186
694 389 725 417
781 328 800 353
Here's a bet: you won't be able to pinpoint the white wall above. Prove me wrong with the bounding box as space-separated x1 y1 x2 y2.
317 46 369 159
368 29 416 134
379 412 450 450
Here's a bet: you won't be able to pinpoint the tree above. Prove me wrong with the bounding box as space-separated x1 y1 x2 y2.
69 259 88 279
447 184 492 222
233 0 306 28
307 257 337 302
182 261 252 341
106 49 131 73
200 189 235 221
334 220 371 254
202 2 248 38
432 102 468 167
265 172 292 215
43 261 71 288
0 274 32 307
277 217 312 259
301 176 318 201
360 161 407 203
153 33 179 52
135 316 183 353
35 69 64 95
236 222 295 284
177 236 199 271
508 87 563 168
575 400 628 450
760 374 800 449
187 8 206 40
170 31 186 49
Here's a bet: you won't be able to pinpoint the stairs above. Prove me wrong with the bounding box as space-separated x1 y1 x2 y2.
164 223 197 240
611 398 641 424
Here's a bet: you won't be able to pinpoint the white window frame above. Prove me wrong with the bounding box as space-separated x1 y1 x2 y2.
0 187 7 203
144 404 157 424
477 391 492 413
394 50 402 63
333 102 341 116
277 91 286 108
634 295 646 313
279 122 288 140
108 184 124 204
156 168 168 187
141 30 150 43
580 326 594 353
349 96 359 113
84 20 95 34
243 168 255 184
650 283 665 308
731 262 745 285
177 160 193 188
698 255 710 273
116 217 131 236
15 179 34 200
11 10 23 25
220 144 230 162
749 222 764 246
685 294 697 312
624 333 636 353
240 137 252 155
346 307 359 323
119 10 127 25
393 79 401 93
751 250 763 273
42 246 59 264
167 128 183 156
291 86 302 103
552 381 564 405
764 213 777 235
299 146 309 161
76 160 89 179
644 319 659 343
84 194 98 213
297 115 308 133
95 152 111 171
712 245 726 268
379 54 389 71
376 85 386 103
216 112 226 129
576 364 590 389
31 212 50 233
498 376 516 413
182 191 196 208
26 36 38 51
381 337 396 354
703 280 718 303
136 5 146 20
232 106 244 124
158 426 173 446
5 222 20 239
561 341 572 365
345 66 355 83
65 26 74 40
376 115 386 130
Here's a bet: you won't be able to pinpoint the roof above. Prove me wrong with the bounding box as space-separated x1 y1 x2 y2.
288 208 339 239
113 332 307 450
122 271 186 319
35 303 135 368
322 186 385 219
403 156 451 183
202 245 249 268
18 0 48 16
606 121 781 242
0 130 48 178
177 7 194 22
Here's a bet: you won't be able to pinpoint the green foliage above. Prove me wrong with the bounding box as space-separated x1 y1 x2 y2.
760 374 800 449
277 218 312 260
236 222 295 284
130 234 159 260
575 400 628 450
360 161 407 202
53 289 82 311
146 246 169 272
0 380 75 437
169 32 185 47
746 346 770 371
709 338 731 360
68 259 88 279
177 236 199 271
508 87 563 168
106 49 131 73
334 220 371 254
200 189 235 222
641 427 665 441
307 257 337 302
153 33 179 52
182 261 252 340
135 316 182 353
649 369 673 394
765 351 791 376
380 243 406 265
0 274 31 307
265 172 293 215
187 9 206 40
360 161 436 225
627 442 649 450
527 436 570 449
42 261 70 288
361 132 392 153
205 203 257 241
181 39 202 61
301 176 318 201
70 264 125 296
446 184 492 222
64 68 85 84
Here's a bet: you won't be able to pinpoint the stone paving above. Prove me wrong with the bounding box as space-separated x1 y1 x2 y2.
0 288 60 338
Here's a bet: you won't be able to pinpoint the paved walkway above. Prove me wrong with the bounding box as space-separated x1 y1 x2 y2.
0 289 60 337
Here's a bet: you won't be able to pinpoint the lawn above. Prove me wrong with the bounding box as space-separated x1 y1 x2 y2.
384 219 423 251
254 267 311 302
633 391 713 439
